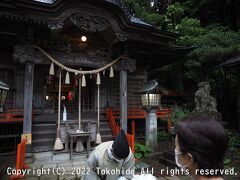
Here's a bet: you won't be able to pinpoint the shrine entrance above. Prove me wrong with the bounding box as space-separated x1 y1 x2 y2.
44 69 95 114
82 78 95 112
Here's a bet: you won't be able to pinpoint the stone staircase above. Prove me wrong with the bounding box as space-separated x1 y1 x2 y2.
32 111 114 152
32 123 56 152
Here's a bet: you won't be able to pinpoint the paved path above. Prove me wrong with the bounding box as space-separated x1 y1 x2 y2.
22 151 88 180
18 151 193 180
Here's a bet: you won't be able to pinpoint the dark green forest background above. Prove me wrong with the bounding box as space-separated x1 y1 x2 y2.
123 0 240 130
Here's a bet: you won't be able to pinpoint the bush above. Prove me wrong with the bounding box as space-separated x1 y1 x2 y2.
134 142 151 159
157 130 169 141
227 130 240 150
224 158 231 168
171 107 190 126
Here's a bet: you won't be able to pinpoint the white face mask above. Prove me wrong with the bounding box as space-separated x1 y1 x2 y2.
175 149 189 170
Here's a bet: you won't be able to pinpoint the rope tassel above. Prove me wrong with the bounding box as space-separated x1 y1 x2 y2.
96 84 102 144
54 70 63 150
82 74 86 87
49 63 55 75
65 72 70 84
96 73 101 85
110 66 114 78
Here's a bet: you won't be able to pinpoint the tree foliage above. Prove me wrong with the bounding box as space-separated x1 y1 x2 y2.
124 1 240 125
177 19 240 82
123 0 240 84
124 0 185 31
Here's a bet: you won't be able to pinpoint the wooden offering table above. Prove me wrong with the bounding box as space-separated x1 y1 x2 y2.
68 129 91 161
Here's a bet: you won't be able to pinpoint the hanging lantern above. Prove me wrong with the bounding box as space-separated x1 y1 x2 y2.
137 80 162 110
49 63 55 75
82 74 86 87
110 66 114 78
67 91 73 101
103 70 105 75
96 73 101 85
65 72 70 84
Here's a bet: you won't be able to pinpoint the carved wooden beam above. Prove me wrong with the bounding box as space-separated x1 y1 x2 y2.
70 13 109 32
120 57 136 72
13 45 35 63
13 45 136 72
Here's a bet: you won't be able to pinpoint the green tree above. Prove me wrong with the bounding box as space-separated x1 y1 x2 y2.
124 1 185 31
124 0 240 84
124 0 240 121
177 18 240 82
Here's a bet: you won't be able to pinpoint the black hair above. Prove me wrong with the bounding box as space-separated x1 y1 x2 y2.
175 112 228 176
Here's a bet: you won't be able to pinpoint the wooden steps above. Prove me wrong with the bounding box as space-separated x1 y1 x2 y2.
31 112 114 152
32 123 56 152
100 122 114 142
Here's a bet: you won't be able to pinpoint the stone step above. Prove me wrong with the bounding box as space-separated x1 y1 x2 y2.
100 128 112 135
32 130 56 140
32 123 56 132
101 134 114 142
32 145 54 152
100 122 110 128
100 118 108 122
33 130 56 134
32 138 55 149
32 123 56 152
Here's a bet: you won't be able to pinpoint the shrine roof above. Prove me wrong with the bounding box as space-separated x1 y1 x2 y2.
0 0 178 41
130 16 152 27
216 54 240 68
0 81 9 91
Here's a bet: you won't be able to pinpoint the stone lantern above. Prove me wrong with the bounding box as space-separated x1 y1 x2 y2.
138 80 162 152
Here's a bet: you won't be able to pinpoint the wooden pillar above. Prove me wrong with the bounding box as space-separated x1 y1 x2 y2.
23 61 34 146
120 68 128 133
119 56 136 134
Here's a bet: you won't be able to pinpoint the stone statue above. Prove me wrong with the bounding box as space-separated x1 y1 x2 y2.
194 82 217 113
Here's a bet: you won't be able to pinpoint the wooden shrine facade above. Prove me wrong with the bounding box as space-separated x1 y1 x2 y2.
0 0 191 151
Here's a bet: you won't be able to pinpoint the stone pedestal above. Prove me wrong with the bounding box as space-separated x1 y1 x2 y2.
145 110 157 152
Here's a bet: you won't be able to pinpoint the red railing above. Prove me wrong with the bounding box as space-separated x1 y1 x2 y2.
106 108 173 153
111 108 172 130
106 108 135 153
106 108 120 137
10 139 29 179
0 109 37 123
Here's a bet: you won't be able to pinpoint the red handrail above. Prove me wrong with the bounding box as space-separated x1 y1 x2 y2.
106 108 120 137
0 109 37 123
106 108 134 153
111 108 173 130
10 139 29 179
112 108 172 119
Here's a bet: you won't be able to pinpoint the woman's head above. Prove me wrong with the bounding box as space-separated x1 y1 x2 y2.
174 112 228 176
